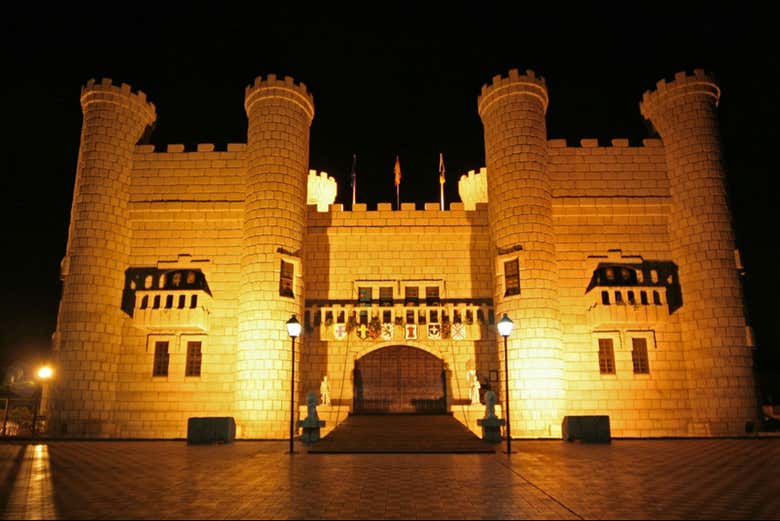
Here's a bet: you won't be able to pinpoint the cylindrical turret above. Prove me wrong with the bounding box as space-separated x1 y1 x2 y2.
640 70 757 435
237 75 314 438
478 69 564 438
53 78 156 437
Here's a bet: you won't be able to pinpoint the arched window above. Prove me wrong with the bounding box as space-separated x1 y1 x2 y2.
144 275 153 289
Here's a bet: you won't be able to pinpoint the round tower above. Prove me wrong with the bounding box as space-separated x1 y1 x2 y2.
478 69 564 438
238 75 314 438
640 70 757 435
54 78 156 437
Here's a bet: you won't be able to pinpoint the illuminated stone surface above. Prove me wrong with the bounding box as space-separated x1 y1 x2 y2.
50 70 757 440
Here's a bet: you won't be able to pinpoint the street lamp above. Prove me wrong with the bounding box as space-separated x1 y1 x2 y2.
286 314 302 454
32 365 53 439
497 313 514 454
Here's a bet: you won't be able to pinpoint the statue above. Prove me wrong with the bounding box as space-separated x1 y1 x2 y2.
484 390 497 419
469 373 481 405
298 391 323 444
320 375 331 406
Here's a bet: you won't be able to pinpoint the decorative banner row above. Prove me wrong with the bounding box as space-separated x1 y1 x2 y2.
332 322 468 341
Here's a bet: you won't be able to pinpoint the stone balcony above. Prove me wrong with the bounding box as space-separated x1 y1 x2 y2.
586 286 669 327
131 290 212 332
304 301 495 342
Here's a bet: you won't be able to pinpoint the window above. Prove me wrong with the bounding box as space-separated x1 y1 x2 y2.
185 341 202 377
280 260 295 298
153 341 170 377
177 295 186 309
615 291 624 305
140 295 149 309
640 291 648 305
358 287 372 306
598 338 616 374
504 259 520 296
425 286 440 306
627 291 636 305
379 287 393 307
601 291 610 305
406 309 416 324
405 287 419 306
631 338 650 374
144 275 153 289
653 291 662 305
382 310 392 324
172 272 182 287
165 294 173 309
153 295 161 309
190 294 198 309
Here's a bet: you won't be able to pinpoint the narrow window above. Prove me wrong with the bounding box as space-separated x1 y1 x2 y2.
379 286 393 307
314 310 322 326
359 310 368 325
418 309 427 325
406 309 416 324
185 341 202 377
144 275 153 289
405 287 419 306
172 272 182 288
186 271 196 285
153 295 161 309
631 338 650 374
627 291 636 305
615 291 624 305
382 310 392 324
453 310 462 324
504 259 520 296
140 295 149 309
653 291 662 305
605 268 615 281
425 286 440 306
177 295 186 309
636 270 644 284
640 291 648 305
650 269 658 284
488 309 495 325
158 274 166 289
598 338 616 375
165 294 173 309
429 310 438 323
358 287 372 306
190 294 198 309
153 341 170 377
601 291 610 305
279 260 294 298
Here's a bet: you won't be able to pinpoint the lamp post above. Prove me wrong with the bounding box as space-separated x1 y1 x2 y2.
32 365 53 440
497 313 514 454
286 314 302 454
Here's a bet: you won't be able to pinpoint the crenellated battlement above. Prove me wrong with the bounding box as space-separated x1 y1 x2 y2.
80 78 156 123
639 69 720 120
133 143 247 154
457 167 488 211
307 200 486 217
477 68 549 116
244 73 315 120
547 138 663 148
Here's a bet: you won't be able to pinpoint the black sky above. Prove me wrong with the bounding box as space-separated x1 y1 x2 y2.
1 4 778 381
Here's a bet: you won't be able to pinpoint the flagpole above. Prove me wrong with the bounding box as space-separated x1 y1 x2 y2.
351 153 357 208
439 152 446 211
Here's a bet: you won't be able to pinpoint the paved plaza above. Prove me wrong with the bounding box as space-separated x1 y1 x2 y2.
1 438 779 519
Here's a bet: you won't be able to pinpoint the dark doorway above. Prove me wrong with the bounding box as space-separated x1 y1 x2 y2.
354 346 446 414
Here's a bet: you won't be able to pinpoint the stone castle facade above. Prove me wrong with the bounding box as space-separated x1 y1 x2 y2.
50 69 757 439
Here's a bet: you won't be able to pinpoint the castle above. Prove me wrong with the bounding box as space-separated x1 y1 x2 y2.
50 69 757 439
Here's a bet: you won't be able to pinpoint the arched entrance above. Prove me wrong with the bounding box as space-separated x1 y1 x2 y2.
353 345 447 414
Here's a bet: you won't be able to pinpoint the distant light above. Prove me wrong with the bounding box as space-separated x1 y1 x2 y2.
497 313 514 337
286 315 302 338
37 366 53 380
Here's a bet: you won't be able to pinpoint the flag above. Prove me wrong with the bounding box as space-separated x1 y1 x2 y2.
394 155 402 187
439 153 445 185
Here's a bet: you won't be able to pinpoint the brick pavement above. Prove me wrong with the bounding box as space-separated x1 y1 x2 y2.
0 439 778 520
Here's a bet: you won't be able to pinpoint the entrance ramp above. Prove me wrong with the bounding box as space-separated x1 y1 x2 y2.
307 413 495 453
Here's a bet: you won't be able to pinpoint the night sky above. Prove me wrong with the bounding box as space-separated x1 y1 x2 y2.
1 5 777 388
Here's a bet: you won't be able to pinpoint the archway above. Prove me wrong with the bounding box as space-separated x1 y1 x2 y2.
353 345 446 414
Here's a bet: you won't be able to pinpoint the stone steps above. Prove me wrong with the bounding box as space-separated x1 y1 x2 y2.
307 413 496 453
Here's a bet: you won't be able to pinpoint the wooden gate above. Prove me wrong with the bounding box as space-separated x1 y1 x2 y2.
353 346 446 414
